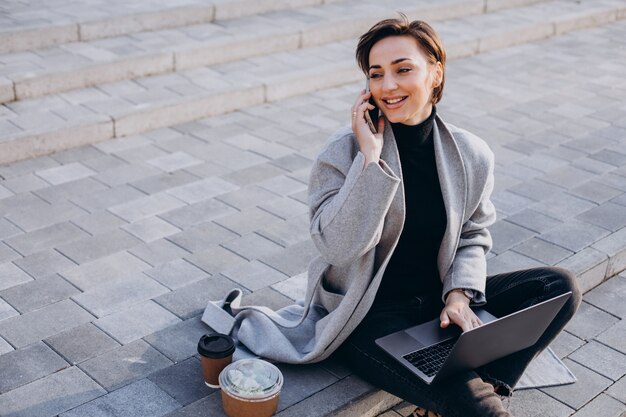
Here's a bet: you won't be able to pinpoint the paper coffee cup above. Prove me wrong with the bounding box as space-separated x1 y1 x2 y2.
197 333 235 388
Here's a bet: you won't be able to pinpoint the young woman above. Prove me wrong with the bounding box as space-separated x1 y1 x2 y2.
203 15 581 417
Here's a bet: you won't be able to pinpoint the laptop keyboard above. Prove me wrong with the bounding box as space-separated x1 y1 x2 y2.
402 338 456 377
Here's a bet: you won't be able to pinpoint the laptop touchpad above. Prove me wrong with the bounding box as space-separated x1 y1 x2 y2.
405 317 462 346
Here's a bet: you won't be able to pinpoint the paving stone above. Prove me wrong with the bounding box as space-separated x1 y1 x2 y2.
274 376 374 417
148 357 211 406
144 316 208 363
71 209 128 234
508 388 574 417
147 151 203 173
0 274 80 313
35 162 97 185
489 220 536 254
72 273 169 318
71 184 145 212
570 340 626 381
530 193 597 221
215 184 279 210
576 202 626 232
222 162 285 187
144 258 209 290
62 250 152 290
275 363 338 412
166 177 239 204
568 180 624 204
584 274 626 319
596 319 626 355
61 378 181 417
241 286 294 311
541 359 613 410
130 170 200 195
45 322 121 365
0 341 69 393
1 173 50 193
571 393 626 417
4 221 89 256
166 221 238 253
94 162 162 187
130 238 191 267
159 198 237 229
512 237 574 265
79 340 173 392
271 272 307 301
13 248 76 279
0 261 33 291
108 192 186 223
222 259 289 291
56 228 143 264
214 206 281 235
0 299 94 348
0 298 19 322
0 367 106 417
606 375 626 404
5 200 89 232
186 244 248 275
154 275 242 321
121 216 181 243
0 242 20 264
259 239 321 276
0 218 22 240
565 301 619 341
162 391 224 417
258 175 307 196
541 220 611 252
258 196 309 220
257 214 310 247
0 336 13 355
551 330 585 359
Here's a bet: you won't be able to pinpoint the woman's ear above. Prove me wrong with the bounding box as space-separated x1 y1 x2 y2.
432 61 443 88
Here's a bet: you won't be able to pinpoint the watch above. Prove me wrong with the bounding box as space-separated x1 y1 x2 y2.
450 288 473 301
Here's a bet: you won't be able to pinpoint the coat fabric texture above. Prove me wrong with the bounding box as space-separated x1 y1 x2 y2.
202 115 496 364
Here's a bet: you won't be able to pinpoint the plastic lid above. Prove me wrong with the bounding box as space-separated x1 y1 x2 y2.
219 359 284 399
197 333 235 359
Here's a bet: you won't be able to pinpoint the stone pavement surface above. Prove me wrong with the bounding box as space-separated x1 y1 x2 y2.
0 3 626 417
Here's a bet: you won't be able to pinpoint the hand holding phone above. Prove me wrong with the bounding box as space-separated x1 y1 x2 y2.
364 78 380 134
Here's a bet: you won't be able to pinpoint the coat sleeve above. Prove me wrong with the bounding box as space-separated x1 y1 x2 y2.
308 134 401 266
441 148 496 305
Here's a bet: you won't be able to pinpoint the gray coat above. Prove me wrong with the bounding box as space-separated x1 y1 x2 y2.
202 115 496 364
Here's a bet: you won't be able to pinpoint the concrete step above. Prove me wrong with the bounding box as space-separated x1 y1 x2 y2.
0 0 548 104
0 0 341 55
1 0 625 165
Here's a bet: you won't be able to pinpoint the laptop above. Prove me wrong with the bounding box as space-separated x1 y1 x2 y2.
375 292 571 385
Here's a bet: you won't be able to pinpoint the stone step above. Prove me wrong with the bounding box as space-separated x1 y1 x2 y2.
1 0 625 165
0 0 340 55
0 0 548 104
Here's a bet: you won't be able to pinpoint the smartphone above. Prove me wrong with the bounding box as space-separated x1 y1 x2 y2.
364 78 380 134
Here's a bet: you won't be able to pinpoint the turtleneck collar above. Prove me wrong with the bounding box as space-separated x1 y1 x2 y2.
390 106 437 149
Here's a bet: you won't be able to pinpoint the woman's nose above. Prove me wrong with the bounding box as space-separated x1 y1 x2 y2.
382 75 398 92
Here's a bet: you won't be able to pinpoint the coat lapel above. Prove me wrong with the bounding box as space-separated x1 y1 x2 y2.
433 115 467 279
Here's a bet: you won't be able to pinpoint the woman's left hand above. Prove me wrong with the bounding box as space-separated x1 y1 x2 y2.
440 291 483 332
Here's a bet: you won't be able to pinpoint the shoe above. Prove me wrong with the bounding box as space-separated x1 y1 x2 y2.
410 406 442 417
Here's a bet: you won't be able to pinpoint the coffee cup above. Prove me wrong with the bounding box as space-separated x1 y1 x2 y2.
219 358 284 417
197 333 235 388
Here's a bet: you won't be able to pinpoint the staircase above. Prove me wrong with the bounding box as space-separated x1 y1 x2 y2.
1 0 625 165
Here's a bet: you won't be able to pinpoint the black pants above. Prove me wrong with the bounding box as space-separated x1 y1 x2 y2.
335 267 582 417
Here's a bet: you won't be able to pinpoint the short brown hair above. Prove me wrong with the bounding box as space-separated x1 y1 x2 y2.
356 14 446 104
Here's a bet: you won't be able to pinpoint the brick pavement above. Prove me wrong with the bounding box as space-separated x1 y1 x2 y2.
0 3 626 417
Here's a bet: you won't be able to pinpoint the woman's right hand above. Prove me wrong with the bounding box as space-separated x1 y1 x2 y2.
351 90 385 166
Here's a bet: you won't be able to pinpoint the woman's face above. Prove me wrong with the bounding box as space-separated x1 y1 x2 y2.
367 35 442 126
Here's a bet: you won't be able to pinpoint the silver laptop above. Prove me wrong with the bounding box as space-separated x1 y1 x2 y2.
375 292 571 385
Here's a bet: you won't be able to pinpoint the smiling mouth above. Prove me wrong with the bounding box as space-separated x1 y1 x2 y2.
383 96 408 105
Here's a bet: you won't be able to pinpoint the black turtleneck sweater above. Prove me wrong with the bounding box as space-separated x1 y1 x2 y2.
374 107 447 302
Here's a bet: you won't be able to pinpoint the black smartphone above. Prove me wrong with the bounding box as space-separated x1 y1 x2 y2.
364 78 379 134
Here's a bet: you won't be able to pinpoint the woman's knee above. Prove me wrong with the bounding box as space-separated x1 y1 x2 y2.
544 266 582 315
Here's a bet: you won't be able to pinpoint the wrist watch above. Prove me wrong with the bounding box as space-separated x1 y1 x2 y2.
450 288 473 301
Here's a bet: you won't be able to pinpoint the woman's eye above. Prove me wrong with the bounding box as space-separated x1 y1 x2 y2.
399 68 411 73
369 73 382 79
